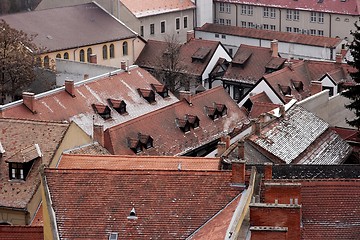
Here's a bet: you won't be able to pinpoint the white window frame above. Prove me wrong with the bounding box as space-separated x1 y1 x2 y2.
318 30 324 36
183 16 188 29
286 27 292 32
175 18 180 30
293 27 300 33
310 29 316 35
263 7 269 18
270 8 276 18
160 20 166 33
150 23 155 35
219 18 225 25
286 9 292 20
241 5 247 15
311 12 317 22
270 25 276 30
220 3 224 12
293 10 299 21
226 3 231 13
318 12 324 23
248 5 253 15
226 19 231 25
241 21 246 28
263 24 269 30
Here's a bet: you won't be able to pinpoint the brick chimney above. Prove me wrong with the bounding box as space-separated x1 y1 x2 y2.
22 92 36 113
252 120 261 136
84 74 89 80
216 141 226 157
121 61 127 71
221 135 231 149
264 162 273 181
232 160 246 185
310 81 322 95
238 140 245 159
89 54 97 64
65 79 75 97
93 124 104 147
335 53 342 64
279 105 285 118
179 91 192 105
271 40 279 58
187 30 195 42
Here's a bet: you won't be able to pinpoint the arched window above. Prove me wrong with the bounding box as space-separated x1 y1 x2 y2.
44 56 50 68
35 57 42 67
56 53 61 58
103 45 108 59
79 49 85 62
110 44 115 58
87 48 92 62
64 52 69 59
122 41 128 56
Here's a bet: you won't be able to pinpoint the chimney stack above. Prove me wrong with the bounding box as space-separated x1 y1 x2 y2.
264 162 273 180
121 61 127 71
238 140 245 159
22 92 36 113
279 105 285 118
179 91 192 105
93 124 105 147
252 120 261 136
84 74 89 80
216 141 226 157
187 30 195 42
232 160 246 185
271 40 279 58
310 81 322 95
65 79 75 97
89 54 97 64
221 135 231 149
335 53 342 64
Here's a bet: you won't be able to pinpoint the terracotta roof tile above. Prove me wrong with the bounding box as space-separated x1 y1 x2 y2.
44 168 242 239
0 226 43 240
30 204 43 226
104 87 249 155
214 0 360 15
249 101 280 119
0 118 68 209
135 39 222 77
0 2 136 52
0 66 178 135
197 23 342 48
121 0 195 18
65 142 110 155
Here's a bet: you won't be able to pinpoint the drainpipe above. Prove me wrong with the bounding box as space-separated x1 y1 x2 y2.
236 5 238 27
279 9 282 31
329 13 332 38
73 47 79 61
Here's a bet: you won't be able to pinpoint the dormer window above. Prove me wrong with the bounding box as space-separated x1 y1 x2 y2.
128 133 154 153
108 99 127 115
6 144 42 181
138 88 156 104
186 114 200 129
191 47 211 63
205 103 227 120
292 80 304 92
128 138 142 153
138 133 153 149
92 103 111 120
279 84 291 96
215 103 227 117
176 118 191 133
151 84 169 98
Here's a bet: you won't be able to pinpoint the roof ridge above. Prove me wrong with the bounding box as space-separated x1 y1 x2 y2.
0 117 69 126
62 153 219 160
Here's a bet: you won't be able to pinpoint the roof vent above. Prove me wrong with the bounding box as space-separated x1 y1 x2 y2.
178 162 182 171
127 207 138 220
109 232 118 240
0 142 5 157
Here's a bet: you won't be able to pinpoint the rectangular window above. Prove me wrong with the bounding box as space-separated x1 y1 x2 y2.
270 8 276 18
215 33 219 38
270 25 276 30
263 7 269 18
226 19 231 25
318 12 324 23
221 34 226 39
229 48 233 56
241 21 246 28
226 3 231 13
311 12 317 22
176 18 180 30
310 29 316 35
10 163 24 180
140 26 144 36
318 30 324 36
293 27 300 33
286 9 292 20
220 2 225 12
220 18 225 25
293 10 299 21
241 5 247 15
248 5 253 15
286 27 292 32
150 23 154 35
263 24 269 30
161 21 165 33
184 16 188 28
248 22 253 28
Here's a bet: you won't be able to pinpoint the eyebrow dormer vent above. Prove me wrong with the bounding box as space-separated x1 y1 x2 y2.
186 114 200 128
151 84 169 98
205 103 227 120
107 99 127 115
138 88 156 104
175 118 191 133
92 103 111 120
65 79 75 97
127 207 138 220
127 133 153 153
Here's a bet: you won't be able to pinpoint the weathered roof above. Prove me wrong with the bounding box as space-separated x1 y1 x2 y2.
135 39 222 77
0 226 43 240
104 86 249 155
196 23 342 48
223 44 286 84
0 2 137 52
249 101 280 119
214 0 360 15
44 168 242 239
248 105 352 164
58 154 221 170
121 0 195 18
65 142 110 155
0 118 68 209
0 66 178 135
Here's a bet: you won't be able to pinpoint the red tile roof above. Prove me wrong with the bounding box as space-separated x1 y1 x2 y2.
214 0 360 15
58 154 221 170
196 23 342 48
0 226 43 240
65 142 111 155
301 180 360 240
121 0 195 18
104 86 249 155
0 66 178 135
249 101 280 119
0 118 68 209
44 168 243 239
135 38 223 78
0 2 137 53
223 44 286 84
30 204 43 226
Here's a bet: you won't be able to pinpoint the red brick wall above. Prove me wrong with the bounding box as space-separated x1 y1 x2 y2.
251 230 287 240
250 206 301 240
264 184 301 204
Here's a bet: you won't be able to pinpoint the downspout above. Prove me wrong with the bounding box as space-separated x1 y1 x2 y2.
279 9 282 31
329 13 332 38
73 47 79 61
132 37 136 65
236 5 238 27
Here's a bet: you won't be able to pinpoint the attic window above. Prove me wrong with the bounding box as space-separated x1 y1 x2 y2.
151 84 169 98
278 85 291 95
138 88 156 104
109 233 118 240
191 47 211 63
92 103 111 120
186 114 200 129
138 133 154 149
176 118 191 133
127 133 154 153
292 81 304 92
127 207 138 220
107 99 127 115
205 103 227 120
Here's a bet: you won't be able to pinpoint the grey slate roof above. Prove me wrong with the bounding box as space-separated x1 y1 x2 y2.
0 2 136 52
247 105 352 164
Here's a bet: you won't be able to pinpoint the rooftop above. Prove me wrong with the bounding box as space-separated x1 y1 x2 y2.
0 226 43 240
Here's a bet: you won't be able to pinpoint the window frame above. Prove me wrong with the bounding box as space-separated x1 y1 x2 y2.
103 45 108 59
225 3 231 13
263 7 269 18
293 10 299 21
150 23 155 35
318 12 324 23
160 20 166 33
175 18 180 30
270 8 276 18
183 16 188 29
79 49 85 62
122 41 128 56
9 163 24 180
286 9 292 20
140 25 144 37
226 19 231 25
220 2 225 12
310 12 317 22
64 52 69 60
87 48 92 62
247 5 253 15
241 5 247 15
109 44 115 59
219 18 225 25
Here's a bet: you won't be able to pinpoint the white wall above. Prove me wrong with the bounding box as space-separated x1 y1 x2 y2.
195 0 214 27
320 76 337 95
